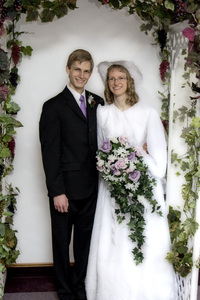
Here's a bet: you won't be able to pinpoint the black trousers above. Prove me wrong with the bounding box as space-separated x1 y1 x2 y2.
49 192 97 300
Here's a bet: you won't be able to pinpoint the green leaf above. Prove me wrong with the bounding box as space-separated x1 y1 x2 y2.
4 211 13 217
140 23 153 33
5 101 21 114
3 0 14 8
2 134 12 143
195 166 200 178
42 0 54 9
179 231 188 242
173 110 179 121
171 151 181 164
168 206 181 222
0 49 8 71
181 161 190 172
190 117 200 129
7 9 18 20
40 8 55 22
21 0 41 8
178 264 192 278
177 245 188 254
26 6 39 22
0 114 23 127
187 3 198 13
0 224 5 237
20 46 33 56
154 6 166 19
0 147 11 158
109 0 120 9
53 3 68 19
119 0 130 6
183 218 199 235
165 251 180 263
164 0 175 11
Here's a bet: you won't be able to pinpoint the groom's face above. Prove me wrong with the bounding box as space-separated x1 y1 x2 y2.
66 60 92 94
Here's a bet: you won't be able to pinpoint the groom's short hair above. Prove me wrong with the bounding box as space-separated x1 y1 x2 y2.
67 49 94 71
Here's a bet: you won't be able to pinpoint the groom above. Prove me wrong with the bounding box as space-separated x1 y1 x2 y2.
39 49 104 300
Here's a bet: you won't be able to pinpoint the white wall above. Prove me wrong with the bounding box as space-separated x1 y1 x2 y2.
8 0 166 264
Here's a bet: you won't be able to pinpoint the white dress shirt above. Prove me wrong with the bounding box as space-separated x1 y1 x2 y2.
67 85 86 108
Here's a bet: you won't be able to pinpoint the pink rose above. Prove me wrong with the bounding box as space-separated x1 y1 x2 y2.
115 158 127 170
134 147 143 157
119 136 129 146
182 27 195 42
114 170 121 176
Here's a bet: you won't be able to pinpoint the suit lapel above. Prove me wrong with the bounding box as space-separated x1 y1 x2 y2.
86 90 96 125
62 87 87 122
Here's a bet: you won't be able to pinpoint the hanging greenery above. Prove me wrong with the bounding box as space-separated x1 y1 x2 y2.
0 2 200 297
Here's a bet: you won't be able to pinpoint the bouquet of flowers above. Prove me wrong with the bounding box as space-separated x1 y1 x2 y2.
96 136 162 265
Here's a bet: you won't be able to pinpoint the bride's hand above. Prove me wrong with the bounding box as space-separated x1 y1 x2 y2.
143 142 148 154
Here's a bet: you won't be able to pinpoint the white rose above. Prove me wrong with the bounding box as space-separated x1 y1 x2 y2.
111 137 118 143
97 159 104 167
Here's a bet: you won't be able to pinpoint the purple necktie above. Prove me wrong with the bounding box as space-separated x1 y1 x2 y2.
79 95 87 118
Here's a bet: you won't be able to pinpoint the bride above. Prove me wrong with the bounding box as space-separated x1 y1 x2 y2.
85 60 177 300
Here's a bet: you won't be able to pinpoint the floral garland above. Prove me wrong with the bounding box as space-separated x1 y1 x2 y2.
97 137 162 265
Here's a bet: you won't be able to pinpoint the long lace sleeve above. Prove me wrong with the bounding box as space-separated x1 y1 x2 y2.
142 108 167 179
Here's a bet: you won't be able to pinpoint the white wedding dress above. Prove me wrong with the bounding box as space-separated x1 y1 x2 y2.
86 102 177 300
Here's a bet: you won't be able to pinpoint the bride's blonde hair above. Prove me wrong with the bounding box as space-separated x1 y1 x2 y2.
104 64 139 105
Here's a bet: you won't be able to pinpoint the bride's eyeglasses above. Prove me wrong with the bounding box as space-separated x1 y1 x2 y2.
108 77 127 83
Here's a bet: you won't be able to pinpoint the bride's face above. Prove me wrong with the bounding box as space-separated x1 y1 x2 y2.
108 69 128 98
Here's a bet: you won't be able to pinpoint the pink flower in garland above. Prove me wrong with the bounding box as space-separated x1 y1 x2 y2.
162 119 169 132
0 24 6 37
182 27 195 42
159 60 170 82
8 137 16 158
11 43 21 66
0 84 10 100
103 0 108 3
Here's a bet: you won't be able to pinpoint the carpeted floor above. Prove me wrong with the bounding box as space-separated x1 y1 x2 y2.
4 267 56 293
3 267 59 299
3 267 200 300
4 292 59 299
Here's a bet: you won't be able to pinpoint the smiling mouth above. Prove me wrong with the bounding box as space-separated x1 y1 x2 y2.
76 78 85 84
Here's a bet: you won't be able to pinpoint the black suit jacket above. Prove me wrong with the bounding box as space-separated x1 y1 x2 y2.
39 86 104 200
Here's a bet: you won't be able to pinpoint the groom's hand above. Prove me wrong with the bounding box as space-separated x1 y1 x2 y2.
53 194 69 213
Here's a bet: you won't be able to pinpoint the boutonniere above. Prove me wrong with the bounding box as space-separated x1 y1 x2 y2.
88 94 96 108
